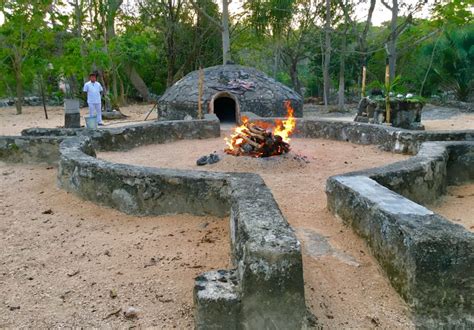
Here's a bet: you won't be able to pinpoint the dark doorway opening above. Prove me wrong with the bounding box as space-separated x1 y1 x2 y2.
213 97 237 123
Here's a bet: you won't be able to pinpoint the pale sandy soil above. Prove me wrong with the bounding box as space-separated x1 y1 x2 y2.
1 104 472 328
2 103 474 136
303 114 474 131
423 115 474 131
430 184 474 232
100 137 415 328
0 104 154 136
0 164 229 328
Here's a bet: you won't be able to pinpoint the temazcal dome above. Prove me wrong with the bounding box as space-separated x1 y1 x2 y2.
157 64 303 123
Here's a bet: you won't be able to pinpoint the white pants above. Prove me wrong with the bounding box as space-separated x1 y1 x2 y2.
88 103 102 124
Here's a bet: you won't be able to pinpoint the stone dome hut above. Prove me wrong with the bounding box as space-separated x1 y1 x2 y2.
157 65 303 123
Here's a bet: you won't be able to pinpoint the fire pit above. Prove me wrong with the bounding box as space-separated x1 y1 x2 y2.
224 101 296 157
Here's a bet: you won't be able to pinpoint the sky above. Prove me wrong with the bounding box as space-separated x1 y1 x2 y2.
0 0 435 27
226 0 435 26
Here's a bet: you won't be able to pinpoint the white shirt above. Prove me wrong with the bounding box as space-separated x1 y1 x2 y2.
83 81 103 104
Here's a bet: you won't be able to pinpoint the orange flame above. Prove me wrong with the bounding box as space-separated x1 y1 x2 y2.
224 101 296 156
273 100 296 143
224 116 249 151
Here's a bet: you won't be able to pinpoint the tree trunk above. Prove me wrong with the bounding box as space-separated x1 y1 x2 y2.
73 0 87 82
222 0 231 64
359 0 376 88
14 58 23 115
338 29 347 111
420 34 440 96
323 0 331 108
39 76 48 119
106 0 122 42
290 59 301 95
387 0 398 81
112 68 118 104
166 34 176 87
125 65 150 102
118 72 126 105
272 41 281 79
15 73 23 115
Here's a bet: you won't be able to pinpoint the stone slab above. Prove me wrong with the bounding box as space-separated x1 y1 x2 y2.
0 136 64 164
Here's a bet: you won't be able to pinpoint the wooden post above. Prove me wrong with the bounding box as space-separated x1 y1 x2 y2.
198 66 204 119
361 65 367 98
39 76 48 119
385 59 391 124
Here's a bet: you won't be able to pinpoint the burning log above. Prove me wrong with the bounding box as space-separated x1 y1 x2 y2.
224 100 296 158
224 121 291 157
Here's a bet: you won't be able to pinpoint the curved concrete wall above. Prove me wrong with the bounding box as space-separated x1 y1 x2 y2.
326 141 474 327
2 117 474 327
0 136 64 164
249 117 474 154
56 135 307 329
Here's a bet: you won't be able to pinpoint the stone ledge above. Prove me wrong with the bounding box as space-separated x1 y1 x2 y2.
10 118 473 166
194 270 240 330
58 137 231 217
0 136 65 164
22 118 221 152
4 117 473 327
326 142 474 327
247 118 473 154
228 174 306 328
57 136 307 328
0 118 221 165
297 119 474 154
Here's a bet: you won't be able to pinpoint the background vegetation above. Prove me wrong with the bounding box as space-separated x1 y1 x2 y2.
0 0 472 114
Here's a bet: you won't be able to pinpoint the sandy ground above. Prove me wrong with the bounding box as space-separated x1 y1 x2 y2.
1 103 474 136
423 115 474 131
100 137 414 328
304 103 474 131
303 113 474 131
0 104 154 136
430 184 474 232
0 164 230 328
1 103 472 327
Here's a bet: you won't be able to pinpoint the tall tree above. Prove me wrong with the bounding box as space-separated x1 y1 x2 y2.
140 0 218 88
70 0 87 82
190 0 232 64
323 0 331 107
245 0 297 78
337 0 351 111
281 0 317 95
381 0 399 81
0 1 51 114
380 0 425 81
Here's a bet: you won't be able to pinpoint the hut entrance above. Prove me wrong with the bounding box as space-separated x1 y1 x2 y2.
209 92 240 124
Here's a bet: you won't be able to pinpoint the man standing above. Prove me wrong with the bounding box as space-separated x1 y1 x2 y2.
83 73 104 126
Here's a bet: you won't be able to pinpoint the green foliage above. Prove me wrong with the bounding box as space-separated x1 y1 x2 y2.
367 75 405 94
0 0 58 111
7 143 19 151
244 0 297 38
430 27 474 101
432 0 474 26
0 0 471 104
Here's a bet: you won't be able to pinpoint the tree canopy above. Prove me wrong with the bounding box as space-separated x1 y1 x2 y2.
0 0 472 113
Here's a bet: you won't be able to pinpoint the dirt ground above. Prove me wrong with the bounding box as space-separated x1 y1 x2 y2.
0 164 230 328
1 103 472 328
423 115 474 131
100 137 414 328
1 103 473 136
430 184 474 232
0 104 154 136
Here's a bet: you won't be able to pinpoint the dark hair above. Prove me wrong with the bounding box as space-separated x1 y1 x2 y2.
89 73 97 77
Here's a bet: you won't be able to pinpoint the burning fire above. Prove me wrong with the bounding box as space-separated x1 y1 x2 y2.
224 100 296 157
274 100 296 143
